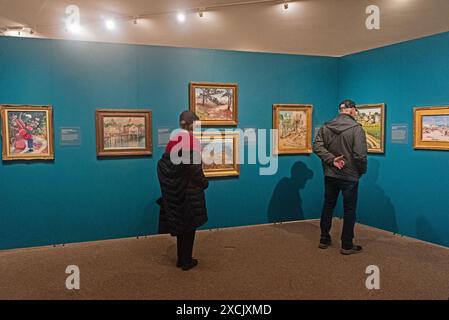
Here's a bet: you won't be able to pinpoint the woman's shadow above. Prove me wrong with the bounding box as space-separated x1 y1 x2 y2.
267 161 313 223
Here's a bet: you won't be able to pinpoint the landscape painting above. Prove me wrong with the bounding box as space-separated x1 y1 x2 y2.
96 109 152 157
355 104 386 153
195 131 240 177
1 105 54 161
273 104 313 154
414 106 449 150
190 82 238 126
422 115 449 142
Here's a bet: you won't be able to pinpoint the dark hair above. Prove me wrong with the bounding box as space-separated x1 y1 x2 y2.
339 99 356 110
180 122 194 131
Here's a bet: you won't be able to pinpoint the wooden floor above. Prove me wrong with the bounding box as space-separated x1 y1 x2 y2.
1 219 449 300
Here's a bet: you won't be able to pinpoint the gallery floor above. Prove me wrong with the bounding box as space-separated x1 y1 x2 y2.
1 219 449 300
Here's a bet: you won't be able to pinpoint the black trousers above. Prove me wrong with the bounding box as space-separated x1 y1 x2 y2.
177 230 196 265
320 176 359 250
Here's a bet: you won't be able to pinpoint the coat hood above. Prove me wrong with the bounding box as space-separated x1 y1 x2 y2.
325 113 360 134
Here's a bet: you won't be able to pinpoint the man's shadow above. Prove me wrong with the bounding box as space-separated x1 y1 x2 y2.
416 215 445 246
358 159 398 234
267 161 314 223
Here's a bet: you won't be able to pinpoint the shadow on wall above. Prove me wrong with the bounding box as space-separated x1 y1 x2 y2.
267 161 314 223
359 159 398 234
416 215 444 246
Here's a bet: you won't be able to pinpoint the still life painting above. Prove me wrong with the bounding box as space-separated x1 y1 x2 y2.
1 105 54 161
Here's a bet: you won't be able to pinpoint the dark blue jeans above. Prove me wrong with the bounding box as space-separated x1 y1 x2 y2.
320 176 359 250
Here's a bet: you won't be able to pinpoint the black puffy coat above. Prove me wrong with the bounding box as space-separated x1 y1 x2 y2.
157 151 209 236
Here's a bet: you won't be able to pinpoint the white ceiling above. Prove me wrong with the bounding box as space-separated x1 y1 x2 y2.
1 0 449 57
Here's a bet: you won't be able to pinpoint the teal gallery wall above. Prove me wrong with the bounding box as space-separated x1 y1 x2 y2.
0 36 338 250
339 31 449 248
1 31 448 251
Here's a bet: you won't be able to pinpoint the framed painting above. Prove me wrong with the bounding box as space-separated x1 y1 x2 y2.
194 131 240 178
190 82 238 126
355 104 386 153
96 109 152 157
0 105 54 161
414 106 449 150
273 104 313 154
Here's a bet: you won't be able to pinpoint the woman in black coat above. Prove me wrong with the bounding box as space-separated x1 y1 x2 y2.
157 111 209 271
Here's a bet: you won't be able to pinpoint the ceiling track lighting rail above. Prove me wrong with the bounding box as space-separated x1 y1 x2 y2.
0 0 292 35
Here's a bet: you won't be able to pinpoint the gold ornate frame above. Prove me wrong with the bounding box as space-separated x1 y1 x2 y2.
273 104 313 155
96 109 153 157
195 131 240 178
190 82 238 126
1 104 54 161
356 103 386 154
414 106 449 151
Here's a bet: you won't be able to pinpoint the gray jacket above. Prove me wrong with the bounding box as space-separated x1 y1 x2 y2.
313 113 368 182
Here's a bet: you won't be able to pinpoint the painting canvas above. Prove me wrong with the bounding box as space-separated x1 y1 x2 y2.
422 116 449 142
273 104 313 154
414 106 449 150
190 82 238 126
195 131 240 177
1 105 54 161
96 109 152 157
355 104 386 153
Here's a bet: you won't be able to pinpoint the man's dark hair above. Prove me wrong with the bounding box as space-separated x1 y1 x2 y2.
339 99 356 110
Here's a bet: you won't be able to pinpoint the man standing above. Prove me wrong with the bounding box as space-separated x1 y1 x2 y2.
313 100 368 255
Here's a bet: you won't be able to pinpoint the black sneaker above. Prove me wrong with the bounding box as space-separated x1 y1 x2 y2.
340 245 363 255
319 239 332 249
182 259 198 271
177 258 198 268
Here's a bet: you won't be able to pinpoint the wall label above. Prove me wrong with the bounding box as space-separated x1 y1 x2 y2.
60 127 81 146
158 127 173 148
391 124 409 144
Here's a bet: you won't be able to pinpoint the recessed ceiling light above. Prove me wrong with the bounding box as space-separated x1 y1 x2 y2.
177 12 186 23
105 19 116 30
68 23 81 33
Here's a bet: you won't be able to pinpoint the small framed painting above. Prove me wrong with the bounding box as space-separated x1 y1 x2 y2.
195 131 240 178
0 104 54 161
190 82 238 126
414 106 449 151
96 109 152 157
273 104 313 154
355 103 386 153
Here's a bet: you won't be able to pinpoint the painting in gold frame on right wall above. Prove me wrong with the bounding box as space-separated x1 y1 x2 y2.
414 106 449 151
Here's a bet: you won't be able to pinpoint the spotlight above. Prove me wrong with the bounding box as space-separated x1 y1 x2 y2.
177 12 186 23
133 17 138 25
284 1 289 9
105 19 116 30
30 29 34 35
67 23 81 33
198 9 205 18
